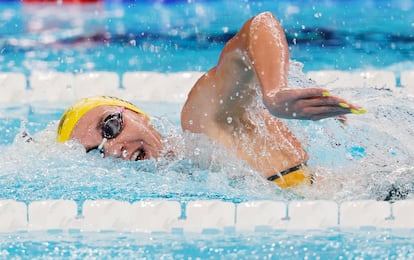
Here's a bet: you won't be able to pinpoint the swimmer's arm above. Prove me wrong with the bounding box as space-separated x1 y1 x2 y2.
246 13 364 121
182 12 365 134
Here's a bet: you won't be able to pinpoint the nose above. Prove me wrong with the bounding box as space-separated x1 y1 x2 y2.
100 139 125 158
100 139 153 160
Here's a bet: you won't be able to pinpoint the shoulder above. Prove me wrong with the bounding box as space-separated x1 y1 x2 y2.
181 68 220 133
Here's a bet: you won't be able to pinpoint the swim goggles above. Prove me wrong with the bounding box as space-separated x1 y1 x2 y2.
97 107 125 156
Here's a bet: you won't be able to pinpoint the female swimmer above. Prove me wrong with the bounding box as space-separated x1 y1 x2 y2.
56 12 365 188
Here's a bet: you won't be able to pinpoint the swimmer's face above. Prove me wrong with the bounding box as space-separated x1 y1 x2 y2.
70 105 163 160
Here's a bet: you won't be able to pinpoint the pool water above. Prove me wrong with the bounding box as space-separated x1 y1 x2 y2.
1 0 413 74
0 0 414 258
2 229 414 259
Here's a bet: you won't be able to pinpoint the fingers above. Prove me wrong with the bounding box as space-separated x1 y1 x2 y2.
268 88 366 120
303 96 354 109
298 105 349 120
299 92 366 115
286 87 329 99
301 104 367 121
291 88 364 111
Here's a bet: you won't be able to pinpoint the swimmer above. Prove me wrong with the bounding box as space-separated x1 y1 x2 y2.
56 12 365 189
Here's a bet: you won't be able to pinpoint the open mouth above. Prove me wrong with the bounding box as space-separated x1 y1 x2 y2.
131 147 146 161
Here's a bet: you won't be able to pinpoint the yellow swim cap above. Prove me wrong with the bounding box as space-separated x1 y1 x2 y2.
57 96 150 143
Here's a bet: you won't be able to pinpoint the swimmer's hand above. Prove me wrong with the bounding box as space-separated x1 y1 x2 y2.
263 88 366 121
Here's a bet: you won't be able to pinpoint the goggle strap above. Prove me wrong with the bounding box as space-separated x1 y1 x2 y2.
98 137 108 152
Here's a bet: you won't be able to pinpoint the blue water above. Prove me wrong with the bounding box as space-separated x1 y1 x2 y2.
1 0 414 258
1 229 414 259
0 0 413 74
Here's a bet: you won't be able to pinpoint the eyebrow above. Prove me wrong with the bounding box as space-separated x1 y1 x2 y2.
95 115 104 132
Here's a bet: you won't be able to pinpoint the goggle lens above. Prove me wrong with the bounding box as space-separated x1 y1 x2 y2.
97 107 125 157
102 113 123 139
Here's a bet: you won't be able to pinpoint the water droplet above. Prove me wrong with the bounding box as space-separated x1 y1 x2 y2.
188 120 193 125
227 117 233 124
314 12 322 18
122 150 128 158
194 148 200 156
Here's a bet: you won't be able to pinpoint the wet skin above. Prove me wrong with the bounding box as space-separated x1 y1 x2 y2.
67 12 364 179
70 105 163 160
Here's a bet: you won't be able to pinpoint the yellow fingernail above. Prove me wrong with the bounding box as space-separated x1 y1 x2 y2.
338 102 350 109
322 91 331 97
351 108 367 115
358 108 367 114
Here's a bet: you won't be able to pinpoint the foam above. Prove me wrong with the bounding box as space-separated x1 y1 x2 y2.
0 70 412 106
401 71 414 95
306 70 397 90
1 199 414 233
